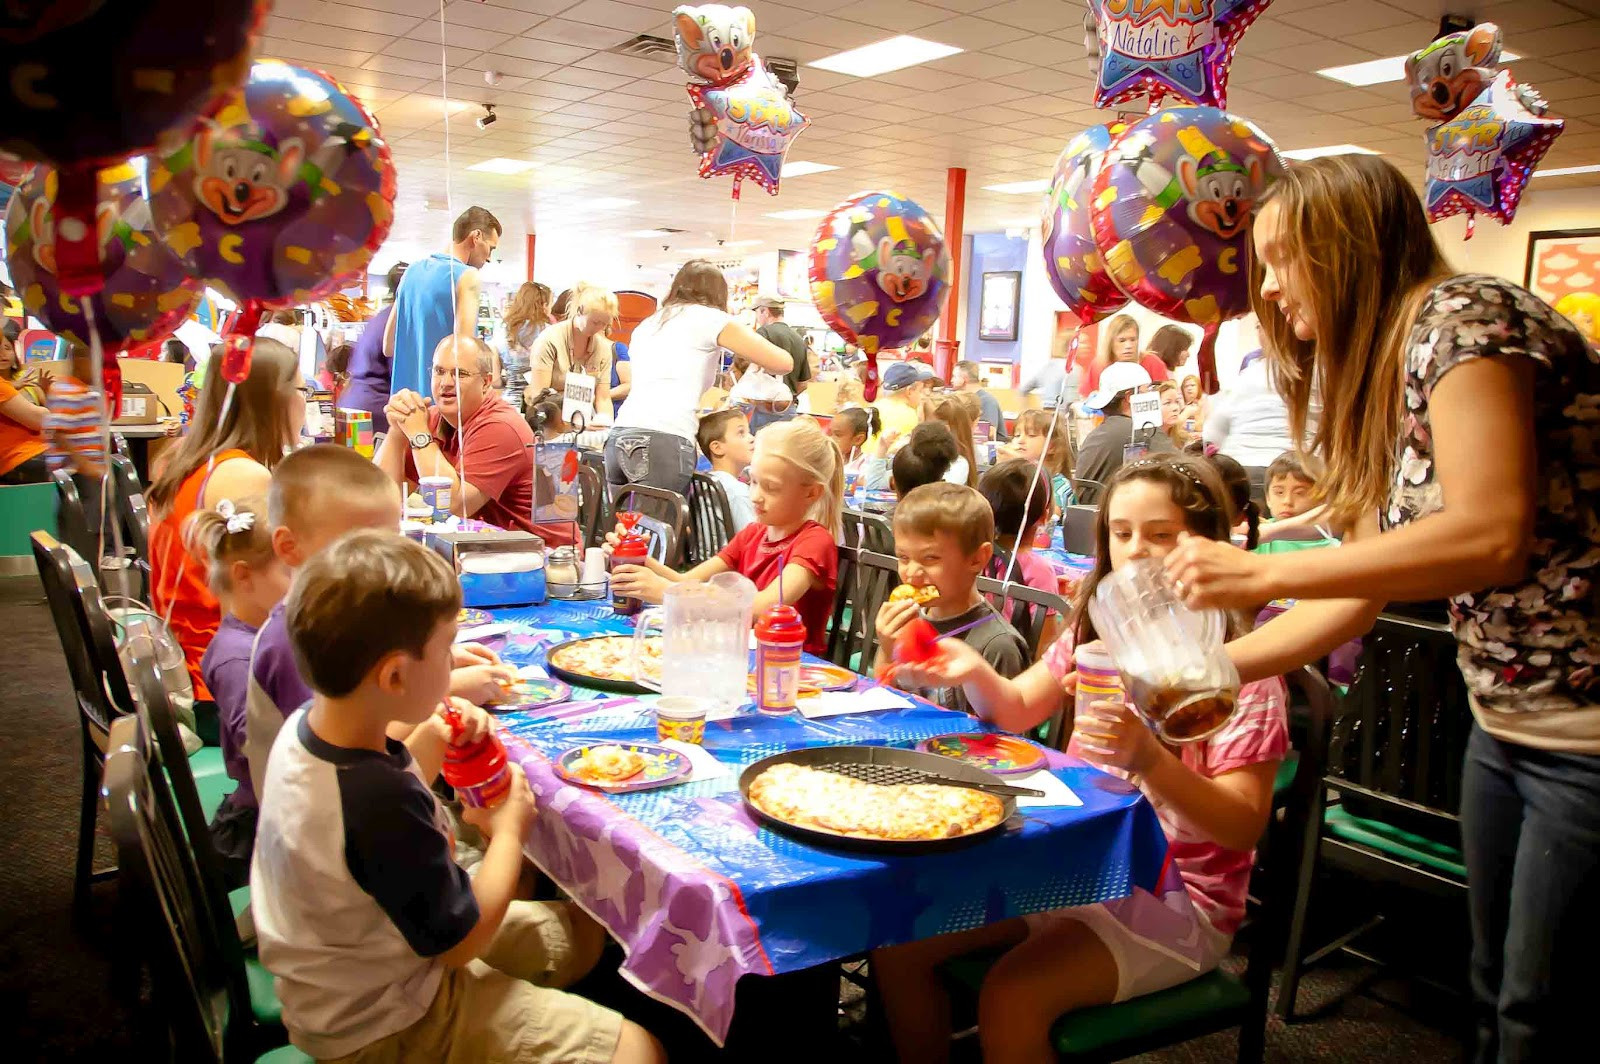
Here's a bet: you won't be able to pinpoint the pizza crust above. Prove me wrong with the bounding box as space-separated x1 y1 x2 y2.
548 636 663 683
748 763 1004 842
891 583 941 606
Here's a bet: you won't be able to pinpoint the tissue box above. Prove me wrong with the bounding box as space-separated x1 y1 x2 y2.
426 528 548 607
335 407 374 457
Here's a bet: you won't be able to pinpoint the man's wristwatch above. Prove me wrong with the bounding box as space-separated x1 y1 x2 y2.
408 431 432 449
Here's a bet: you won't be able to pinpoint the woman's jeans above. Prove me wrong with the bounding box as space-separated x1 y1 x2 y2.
604 427 697 498
1461 723 1600 1063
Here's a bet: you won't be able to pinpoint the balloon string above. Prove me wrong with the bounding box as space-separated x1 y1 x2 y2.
80 300 124 576
438 0 467 510
1464 212 1476 241
1000 328 1082 592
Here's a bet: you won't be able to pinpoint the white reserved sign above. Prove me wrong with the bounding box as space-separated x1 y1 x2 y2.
562 370 596 430
1129 391 1162 436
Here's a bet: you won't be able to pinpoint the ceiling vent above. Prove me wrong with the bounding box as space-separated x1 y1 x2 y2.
610 34 677 62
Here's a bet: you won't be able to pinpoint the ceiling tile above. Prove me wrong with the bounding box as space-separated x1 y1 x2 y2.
260 38 379 70
781 17 890 49
1236 17 1321 52
558 1 669 32
460 53 559 81
479 0 574 13
1280 0 1419 36
341 0 441 17
572 52 671 79
542 66 632 91
927 51 1032 79
982 0 1084 34
442 0 547 32
381 38 486 66
364 54 452 79
525 19 639 49
1478 0 1592 33
920 16 1033 51
829 0 951 32
495 37 595 64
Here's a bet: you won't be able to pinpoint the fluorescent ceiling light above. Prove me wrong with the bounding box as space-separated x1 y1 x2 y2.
766 208 827 220
586 197 637 209
726 238 762 247
781 160 839 178
984 179 1050 195
467 157 537 174
1281 144 1380 160
1319 49 1520 87
627 228 672 238
1534 163 1600 177
808 35 962 78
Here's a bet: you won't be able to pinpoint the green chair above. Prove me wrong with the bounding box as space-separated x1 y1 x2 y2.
0 480 55 559
941 665 1334 1062
109 650 289 1060
1275 613 1470 1021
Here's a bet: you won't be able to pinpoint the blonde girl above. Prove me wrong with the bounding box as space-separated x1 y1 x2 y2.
1006 407 1075 514
1082 313 1142 397
530 280 618 417
609 418 842 653
183 495 291 885
874 455 1287 1062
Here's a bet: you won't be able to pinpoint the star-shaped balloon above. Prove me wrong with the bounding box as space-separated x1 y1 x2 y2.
687 56 808 198
1090 0 1272 110
1424 70 1564 227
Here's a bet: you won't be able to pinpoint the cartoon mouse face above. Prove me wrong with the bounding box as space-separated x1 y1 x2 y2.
876 237 937 303
1406 24 1500 123
1178 155 1264 241
28 191 116 275
673 4 756 84
192 126 303 227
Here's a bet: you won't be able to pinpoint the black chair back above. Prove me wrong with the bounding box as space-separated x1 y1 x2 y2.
31 531 101 717
686 471 736 565
1060 504 1098 555
975 575 1069 661
51 468 94 564
854 550 901 667
573 463 608 550
109 452 152 565
1328 613 1471 847
1072 478 1106 506
616 484 691 568
842 507 893 554
825 543 863 669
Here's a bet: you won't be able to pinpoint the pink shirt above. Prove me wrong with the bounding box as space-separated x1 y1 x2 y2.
1042 630 1289 935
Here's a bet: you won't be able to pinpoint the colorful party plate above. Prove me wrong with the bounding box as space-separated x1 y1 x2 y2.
495 677 571 712
746 662 858 697
554 742 693 793
916 733 1046 776
458 608 494 627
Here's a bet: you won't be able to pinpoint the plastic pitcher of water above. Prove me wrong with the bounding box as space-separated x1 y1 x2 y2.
631 572 755 711
1085 558 1241 743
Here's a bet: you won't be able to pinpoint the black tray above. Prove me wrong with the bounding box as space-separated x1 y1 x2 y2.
543 635 661 695
738 745 1019 855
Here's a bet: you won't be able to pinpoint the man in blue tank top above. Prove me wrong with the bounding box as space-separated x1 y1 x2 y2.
385 206 500 399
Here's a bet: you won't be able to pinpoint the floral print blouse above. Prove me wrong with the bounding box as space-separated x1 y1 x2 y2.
1384 274 1600 750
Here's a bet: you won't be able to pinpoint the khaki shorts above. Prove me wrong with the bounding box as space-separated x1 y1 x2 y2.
324 901 623 1064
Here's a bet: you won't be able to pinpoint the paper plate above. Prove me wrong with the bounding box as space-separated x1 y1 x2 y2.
494 676 571 712
458 608 494 628
554 742 693 793
916 733 1047 776
746 662 858 697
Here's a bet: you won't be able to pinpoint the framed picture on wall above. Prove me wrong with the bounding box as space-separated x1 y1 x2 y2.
979 270 1021 341
1524 228 1600 308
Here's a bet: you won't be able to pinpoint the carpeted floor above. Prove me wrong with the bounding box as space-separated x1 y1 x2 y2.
0 574 1471 1061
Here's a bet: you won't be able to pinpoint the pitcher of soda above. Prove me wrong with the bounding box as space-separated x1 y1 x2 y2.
631 572 755 712
1085 558 1241 743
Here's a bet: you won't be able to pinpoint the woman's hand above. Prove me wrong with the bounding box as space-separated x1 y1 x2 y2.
450 663 518 704
1164 532 1278 609
874 428 901 458
610 563 670 605
1075 700 1162 774
892 637 989 690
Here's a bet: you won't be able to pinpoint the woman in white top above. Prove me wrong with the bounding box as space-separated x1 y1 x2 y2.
608 260 792 495
1202 349 1294 472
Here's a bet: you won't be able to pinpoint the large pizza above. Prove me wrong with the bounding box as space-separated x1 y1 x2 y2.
547 635 662 685
747 763 1005 842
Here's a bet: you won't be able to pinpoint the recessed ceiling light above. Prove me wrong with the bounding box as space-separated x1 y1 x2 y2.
466 157 537 174
1318 49 1521 87
1280 144 1381 160
627 229 672 238
781 161 840 178
765 208 827 220
586 197 637 210
983 179 1051 195
808 35 962 78
1534 163 1600 177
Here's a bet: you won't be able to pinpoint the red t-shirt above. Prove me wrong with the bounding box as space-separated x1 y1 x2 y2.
716 519 837 654
1083 353 1170 395
404 392 575 546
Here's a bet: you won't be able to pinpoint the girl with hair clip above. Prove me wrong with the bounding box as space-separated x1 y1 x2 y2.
826 404 880 482
1164 154 1600 1061
183 495 290 888
609 418 841 654
872 454 1288 1064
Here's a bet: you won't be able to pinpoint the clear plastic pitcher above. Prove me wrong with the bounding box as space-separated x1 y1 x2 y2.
631 572 755 711
1085 558 1241 743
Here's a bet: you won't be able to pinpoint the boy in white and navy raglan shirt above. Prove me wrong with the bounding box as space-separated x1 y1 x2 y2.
251 531 663 1063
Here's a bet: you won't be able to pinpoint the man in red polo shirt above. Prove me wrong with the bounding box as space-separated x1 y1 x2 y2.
377 335 574 545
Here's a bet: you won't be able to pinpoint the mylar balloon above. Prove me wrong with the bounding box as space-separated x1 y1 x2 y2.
690 60 809 198
0 0 264 169
5 159 200 357
1041 122 1131 325
672 4 756 85
149 60 396 309
810 192 950 401
1091 107 1286 391
1424 70 1564 228
1089 0 1271 110
1405 23 1503 124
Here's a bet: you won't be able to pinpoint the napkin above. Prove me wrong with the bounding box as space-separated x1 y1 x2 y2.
516 664 550 680
799 686 913 719
659 739 731 783
1011 769 1082 808
456 622 511 643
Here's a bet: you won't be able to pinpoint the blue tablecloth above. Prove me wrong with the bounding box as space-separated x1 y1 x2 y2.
483 599 1168 1042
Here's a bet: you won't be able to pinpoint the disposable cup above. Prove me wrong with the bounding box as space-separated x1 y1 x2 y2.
655 695 710 745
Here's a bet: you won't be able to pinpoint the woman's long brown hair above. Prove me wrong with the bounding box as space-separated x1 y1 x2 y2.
1252 154 1453 531
147 338 300 513
920 395 977 487
662 259 729 316
503 281 551 344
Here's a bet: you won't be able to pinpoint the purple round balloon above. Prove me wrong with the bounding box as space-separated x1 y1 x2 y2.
148 59 396 309
1040 121 1131 325
809 191 949 357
